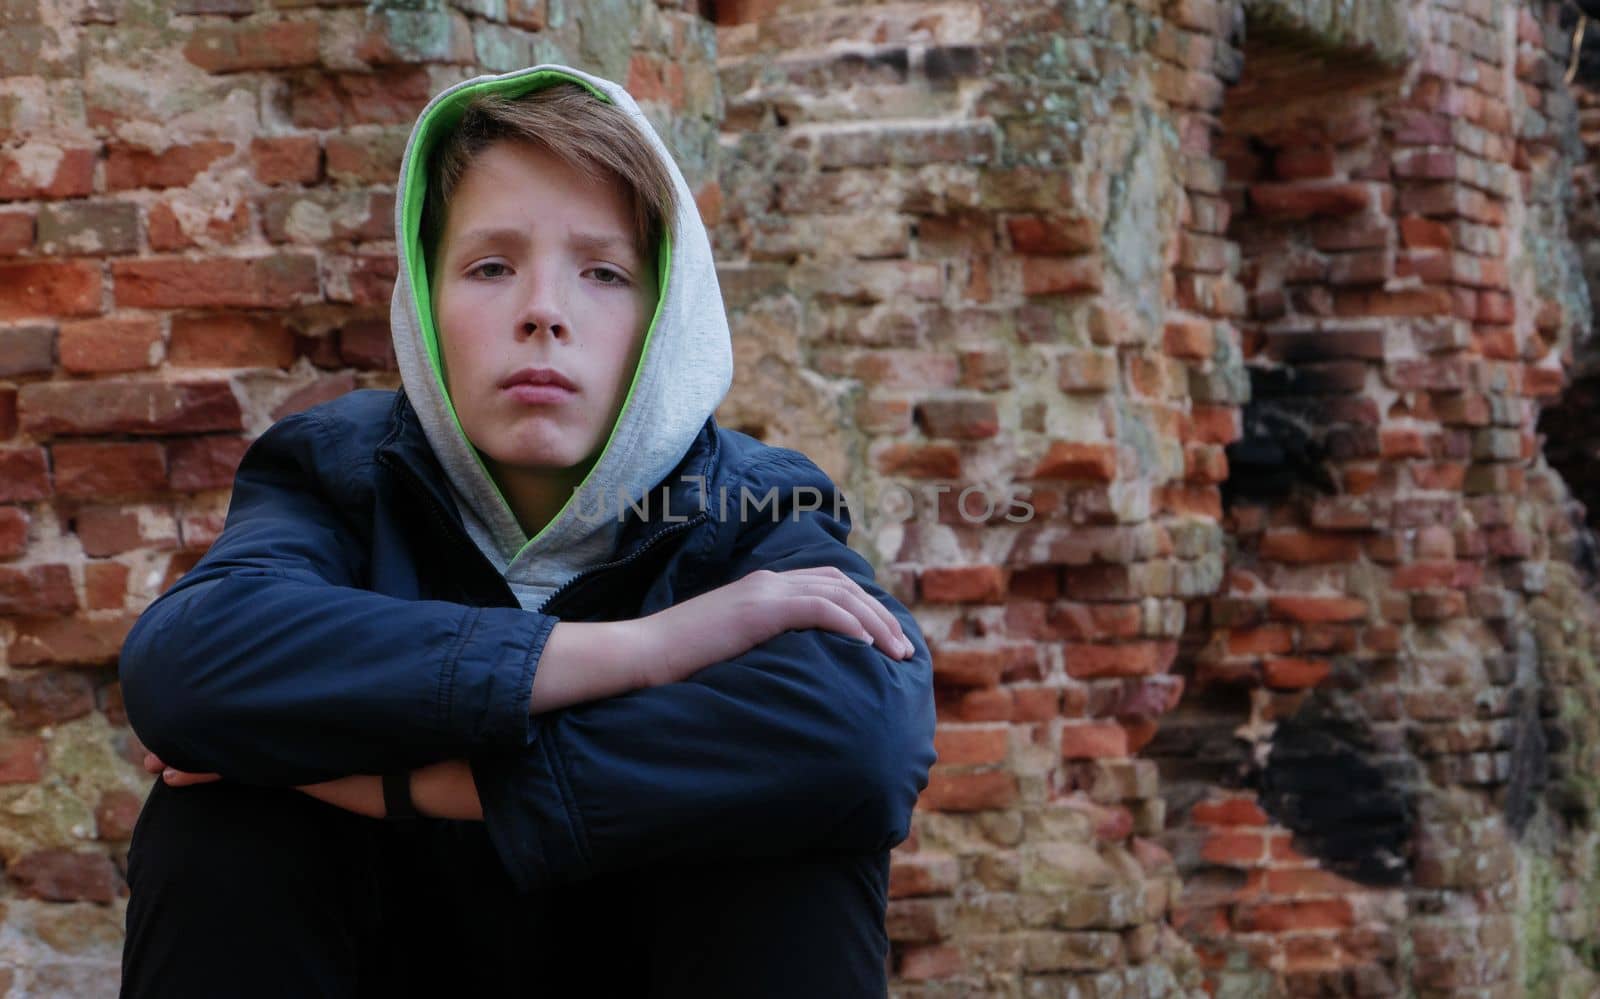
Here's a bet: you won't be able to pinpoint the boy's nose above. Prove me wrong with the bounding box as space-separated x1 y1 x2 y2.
517 286 568 340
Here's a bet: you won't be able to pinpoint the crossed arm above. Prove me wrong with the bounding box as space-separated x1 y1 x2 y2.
121 412 936 889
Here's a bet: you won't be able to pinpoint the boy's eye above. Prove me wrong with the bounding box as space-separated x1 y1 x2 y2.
469 262 509 279
589 266 629 286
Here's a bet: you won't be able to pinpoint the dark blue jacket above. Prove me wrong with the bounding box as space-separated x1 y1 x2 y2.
118 389 937 894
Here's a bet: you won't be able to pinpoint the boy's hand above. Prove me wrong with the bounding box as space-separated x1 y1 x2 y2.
633 565 915 689
142 752 221 787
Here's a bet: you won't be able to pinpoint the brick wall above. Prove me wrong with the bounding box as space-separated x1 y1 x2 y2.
0 0 719 991
6 0 1600 995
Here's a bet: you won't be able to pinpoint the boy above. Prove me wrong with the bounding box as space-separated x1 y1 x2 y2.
117 64 936 996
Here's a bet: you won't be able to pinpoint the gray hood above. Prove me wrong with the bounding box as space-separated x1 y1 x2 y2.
388 65 733 612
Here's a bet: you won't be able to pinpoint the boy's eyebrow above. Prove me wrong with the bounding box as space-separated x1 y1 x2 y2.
452 227 640 262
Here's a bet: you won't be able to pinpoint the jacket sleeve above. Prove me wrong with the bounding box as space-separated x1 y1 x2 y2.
468 449 938 894
117 408 555 786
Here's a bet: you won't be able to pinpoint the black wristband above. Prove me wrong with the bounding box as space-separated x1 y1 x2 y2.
382 771 419 821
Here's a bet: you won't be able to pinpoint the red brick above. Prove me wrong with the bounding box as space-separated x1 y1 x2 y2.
899 944 963 981
250 135 322 185
167 436 251 491
58 317 163 374
913 398 998 440
75 507 152 557
327 254 397 306
96 789 143 841
1274 147 1335 180
1263 657 1331 689
0 448 50 502
0 148 94 201
1190 798 1268 826
0 564 76 616
84 561 128 609
874 443 961 479
1185 404 1240 444
1006 214 1098 254
919 768 1017 812
289 68 435 129
20 381 243 436
1248 183 1373 219
1032 441 1117 481
932 646 1011 688
1392 561 1459 590
934 725 1008 766
8 849 120 904
147 200 250 252
0 326 55 377
1200 829 1267 866
1399 215 1451 250
626 52 687 107
113 256 318 309
323 130 409 185
1062 641 1177 680
1263 868 1359 895
106 141 234 191
0 736 45 783
1020 256 1102 296
1060 722 1129 759
0 261 102 318
0 671 94 726
337 319 395 370
1227 625 1294 656
1235 899 1354 933
169 313 297 369
1267 595 1368 623
1259 529 1363 564
53 442 167 498
1164 316 1214 359
0 507 26 558
0 210 33 254
921 566 1006 603
270 372 355 420
507 0 545 29
9 613 136 666
184 21 320 73
1057 351 1117 393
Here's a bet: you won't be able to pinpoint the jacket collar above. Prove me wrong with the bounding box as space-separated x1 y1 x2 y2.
377 390 722 559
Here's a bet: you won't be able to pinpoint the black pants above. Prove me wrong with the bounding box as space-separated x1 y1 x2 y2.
121 778 890 998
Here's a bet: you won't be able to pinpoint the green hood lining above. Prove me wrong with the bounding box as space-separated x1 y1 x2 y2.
400 68 674 558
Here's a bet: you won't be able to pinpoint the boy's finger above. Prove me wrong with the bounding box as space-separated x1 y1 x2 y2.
142 753 165 774
162 769 222 787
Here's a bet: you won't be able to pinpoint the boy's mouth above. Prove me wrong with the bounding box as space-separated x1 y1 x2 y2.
501 367 578 405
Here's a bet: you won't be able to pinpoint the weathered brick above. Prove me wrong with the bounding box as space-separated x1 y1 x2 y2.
260 189 392 244
1020 256 1103 296
250 136 322 186
289 68 435 129
921 565 1007 603
147 200 251 252
1248 183 1374 219
1006 214 1098 254
934 725 1008 766
336 318 395 369
52 441 167 498
0 325 54 377
0 735 44 783
0 210 33 254
1060 723 1129 759
58 317 163 374
20 381 243 436
913 398 998 440
8 849 120 904
919 768 1018 812
112 256 318 309
0 447 50 502
0 147 94 201
184 21 320 73
84 560 128 609
167 436 250 491
1063 641 1177 680
95 788 143 840
169 313 297 368
0 506 25 558
932 646 1011 688
323 129 410 185
0 668 92 729
9 613 136 666
1031 441 1117 481
35 201 139 256
106 141 235 191
0 564 75 615
0 261 102 318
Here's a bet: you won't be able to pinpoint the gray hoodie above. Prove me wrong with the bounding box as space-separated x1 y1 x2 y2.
388 65 734 612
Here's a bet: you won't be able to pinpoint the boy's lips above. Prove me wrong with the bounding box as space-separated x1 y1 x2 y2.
500 367 578 405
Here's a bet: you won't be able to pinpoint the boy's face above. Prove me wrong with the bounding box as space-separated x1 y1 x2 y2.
431 139 657 485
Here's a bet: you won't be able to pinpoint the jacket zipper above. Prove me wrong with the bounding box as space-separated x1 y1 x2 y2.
537 511 709 616
378 450 709 617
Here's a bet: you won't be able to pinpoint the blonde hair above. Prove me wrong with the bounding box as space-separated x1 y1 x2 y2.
421 82 678 270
